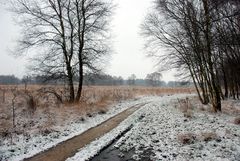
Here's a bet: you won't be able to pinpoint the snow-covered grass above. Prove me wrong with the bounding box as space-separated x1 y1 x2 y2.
68 94 240 161
0 85 193 161
67 94 189 160
0 95 158 161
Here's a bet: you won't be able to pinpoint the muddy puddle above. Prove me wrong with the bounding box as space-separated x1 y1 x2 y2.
90 128 154 161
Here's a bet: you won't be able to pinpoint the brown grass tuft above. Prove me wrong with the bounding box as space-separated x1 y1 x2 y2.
177 132 196 144
220 100 240 116
233 117 240 125
177 97 194 118
200 132 217 142
178 131 218 145
198 105 206 111
0 128 11 138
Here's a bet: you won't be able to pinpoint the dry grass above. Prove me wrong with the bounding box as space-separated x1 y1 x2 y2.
178 131 218 145
0 85 194 139
177 132 196 144
221 101 240 116
177 97 194 118
200 132 218 142
186 96 240 117
233 117 240 125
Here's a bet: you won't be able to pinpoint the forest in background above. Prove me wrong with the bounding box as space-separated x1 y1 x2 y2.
0 74 192 87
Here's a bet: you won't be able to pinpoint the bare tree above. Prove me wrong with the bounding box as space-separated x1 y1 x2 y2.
22 75 30 91
141 0 212 105
213 0 240 99
11 0 113 102
146 72 162 86
141 0 240 112
10 88 18 128
127 74 136 86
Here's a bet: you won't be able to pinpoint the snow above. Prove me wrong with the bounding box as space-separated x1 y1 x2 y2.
66 102 141 161
0 96 158 161
67 94 240 161
2 93 239 161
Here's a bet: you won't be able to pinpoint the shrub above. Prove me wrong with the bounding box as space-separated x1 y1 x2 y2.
0 129 11 138
177 98 194 118
200 132 217 142
177 132 196 144
98 109 107 114
184 109 193 118
233 117 240 125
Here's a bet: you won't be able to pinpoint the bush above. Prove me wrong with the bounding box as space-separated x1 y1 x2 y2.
177 132 196 144
233 117 240 125
200 132 217 142
177 97 194 118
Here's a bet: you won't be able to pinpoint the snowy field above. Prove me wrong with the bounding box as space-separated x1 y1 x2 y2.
1 93 239 161
0 96 157 161
68 94 240 161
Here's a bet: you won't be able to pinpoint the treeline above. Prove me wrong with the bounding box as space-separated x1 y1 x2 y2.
0 74 192 87
142 0 240 112
0 75 68 85
0 75 20 84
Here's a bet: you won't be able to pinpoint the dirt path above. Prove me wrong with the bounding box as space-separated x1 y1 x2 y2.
24 103 148 161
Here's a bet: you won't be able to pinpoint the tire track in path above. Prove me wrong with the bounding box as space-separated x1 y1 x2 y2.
24 102 148 161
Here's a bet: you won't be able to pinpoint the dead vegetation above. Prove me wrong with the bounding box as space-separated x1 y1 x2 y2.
233 117 240 125
200 132 217 142
177 131 218 145
177 97 194 118
0 85 193 141
182 96 240 117
177 132 196 144
221 101 240 116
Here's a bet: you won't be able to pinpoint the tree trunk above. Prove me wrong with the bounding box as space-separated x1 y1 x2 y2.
75 0 86 102
203 0 221 112
76 59 83 102
190 68 204 104
67 65 75 103
223 67 229 98
212 90 222 112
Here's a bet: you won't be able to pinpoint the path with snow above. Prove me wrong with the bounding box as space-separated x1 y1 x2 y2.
24 103 148 161
68 94 240 161
2 94 239 161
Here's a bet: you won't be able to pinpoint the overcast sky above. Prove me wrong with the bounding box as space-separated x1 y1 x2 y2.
0 0 175 82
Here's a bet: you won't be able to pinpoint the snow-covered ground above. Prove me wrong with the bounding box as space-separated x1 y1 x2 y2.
0 96 158 161
68 94 240 161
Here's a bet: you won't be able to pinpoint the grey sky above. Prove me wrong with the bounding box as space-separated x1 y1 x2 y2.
0 0 175 82
0 3 26 77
